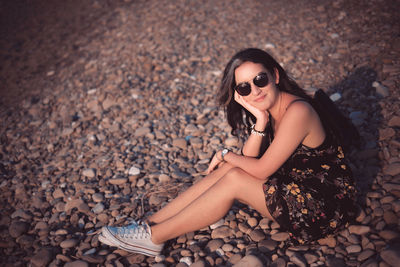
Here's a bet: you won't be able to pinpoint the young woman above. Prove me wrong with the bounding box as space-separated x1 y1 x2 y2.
98 48 357 256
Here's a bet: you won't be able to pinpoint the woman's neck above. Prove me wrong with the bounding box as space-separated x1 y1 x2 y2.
269 92 286 123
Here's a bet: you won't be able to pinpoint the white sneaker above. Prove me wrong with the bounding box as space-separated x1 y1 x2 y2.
100 222 163 257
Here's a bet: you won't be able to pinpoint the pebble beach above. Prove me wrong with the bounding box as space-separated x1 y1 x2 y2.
0 0 399 266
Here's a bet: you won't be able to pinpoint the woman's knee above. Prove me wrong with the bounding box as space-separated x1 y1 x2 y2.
221 167 247 186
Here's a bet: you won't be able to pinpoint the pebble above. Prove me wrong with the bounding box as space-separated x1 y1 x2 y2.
190 260 207 267
92 203 105 214
383 163 400 176
372 81 389 97
348 225 370 235
271 232 290 241
60 239 79 249
108 177 128 185
233 255 264 267
64 260 89 267
206 239 224 252
330 93 342 102
9 221 30 238
357 249 375 261
211 226 233 239
271 257 286 267
258 239 278 252
30 248 53 267
134 127 151 137
82 169 96 178
210 219 225 229
346 244 362 253
128 166 141 176
380 247 400 267
249 229 265 242
92 193 104 202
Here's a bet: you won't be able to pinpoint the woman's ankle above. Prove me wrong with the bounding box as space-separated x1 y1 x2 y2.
149 226 164 245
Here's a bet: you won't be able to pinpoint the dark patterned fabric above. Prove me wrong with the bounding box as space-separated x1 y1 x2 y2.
263 116 356 245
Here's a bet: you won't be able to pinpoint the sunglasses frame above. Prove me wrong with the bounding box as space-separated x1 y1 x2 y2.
235 72 270 96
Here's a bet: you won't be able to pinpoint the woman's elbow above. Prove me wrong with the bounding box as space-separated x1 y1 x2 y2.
253 171 269 181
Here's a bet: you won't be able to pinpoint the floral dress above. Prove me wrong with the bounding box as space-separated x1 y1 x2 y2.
263 109 357 245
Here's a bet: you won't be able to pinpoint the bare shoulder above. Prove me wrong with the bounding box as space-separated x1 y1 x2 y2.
285 99 315 120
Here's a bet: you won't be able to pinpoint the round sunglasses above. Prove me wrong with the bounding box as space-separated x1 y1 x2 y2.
235 72 269 96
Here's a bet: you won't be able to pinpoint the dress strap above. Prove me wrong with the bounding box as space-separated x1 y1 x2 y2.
286 98 308 111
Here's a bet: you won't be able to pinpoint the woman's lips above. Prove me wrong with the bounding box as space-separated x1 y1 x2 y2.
254 95 266 102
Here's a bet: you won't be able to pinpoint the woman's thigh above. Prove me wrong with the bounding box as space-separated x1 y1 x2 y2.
220 167 275 221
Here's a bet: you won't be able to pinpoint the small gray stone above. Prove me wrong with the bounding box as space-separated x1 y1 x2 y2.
92 203 104 214
128 166 141 176
372 81 389 97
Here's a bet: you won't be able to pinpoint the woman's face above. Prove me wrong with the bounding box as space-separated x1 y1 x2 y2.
234 61 280 111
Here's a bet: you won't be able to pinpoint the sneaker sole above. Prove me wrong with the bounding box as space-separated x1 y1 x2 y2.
101 227 162 257
98 233 116 247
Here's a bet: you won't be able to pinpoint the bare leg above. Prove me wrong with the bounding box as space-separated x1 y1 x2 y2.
148 163 235 224
150 167 274 244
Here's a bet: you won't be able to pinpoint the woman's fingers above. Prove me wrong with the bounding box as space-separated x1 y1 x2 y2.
206 152 222 174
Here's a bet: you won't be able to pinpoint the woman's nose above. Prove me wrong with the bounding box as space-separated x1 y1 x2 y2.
251 84 262 95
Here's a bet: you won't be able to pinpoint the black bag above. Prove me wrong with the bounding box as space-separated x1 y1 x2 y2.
313 89 362 153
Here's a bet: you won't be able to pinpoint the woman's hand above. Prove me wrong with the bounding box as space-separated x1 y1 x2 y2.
234 92 269 126
206 150 224 174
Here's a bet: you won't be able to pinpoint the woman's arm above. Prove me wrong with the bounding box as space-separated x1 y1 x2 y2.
234 92 269 157
241 120 268 157
209 102 319 179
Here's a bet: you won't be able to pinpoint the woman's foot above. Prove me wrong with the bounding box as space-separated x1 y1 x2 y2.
99 222 164 257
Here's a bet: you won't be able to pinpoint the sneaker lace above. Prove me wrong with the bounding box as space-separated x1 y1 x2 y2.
121 224 150 239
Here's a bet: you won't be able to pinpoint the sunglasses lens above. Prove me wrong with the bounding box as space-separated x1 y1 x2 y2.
235 83 251 96
253 73 269 87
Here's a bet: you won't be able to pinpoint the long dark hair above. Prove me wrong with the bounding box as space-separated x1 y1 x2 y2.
218 48 360 153
218 48 312 137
